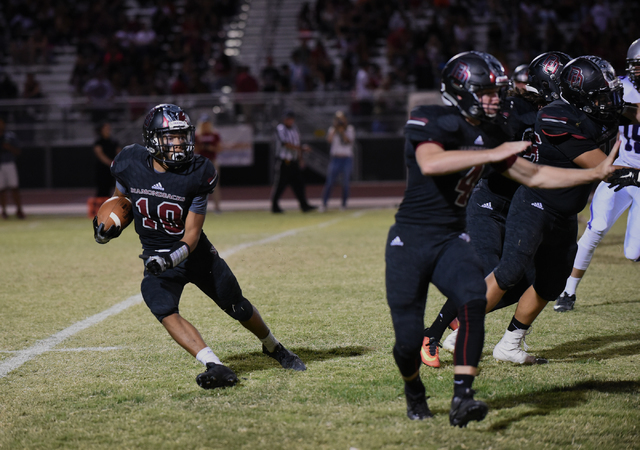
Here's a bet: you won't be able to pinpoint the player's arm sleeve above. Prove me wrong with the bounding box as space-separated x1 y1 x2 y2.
189 193 208 215
115 181 129 195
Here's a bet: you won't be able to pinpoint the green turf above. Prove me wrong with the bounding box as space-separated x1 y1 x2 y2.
0 208 638 449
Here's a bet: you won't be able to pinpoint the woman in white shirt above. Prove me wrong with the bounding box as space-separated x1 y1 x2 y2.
321 111 356 211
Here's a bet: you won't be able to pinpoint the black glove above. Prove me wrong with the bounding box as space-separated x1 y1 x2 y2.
140 241 190 276
607 168 640 192
93 216 122 244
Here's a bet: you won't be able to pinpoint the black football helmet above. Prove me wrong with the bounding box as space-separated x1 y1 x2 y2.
441 51 510 121
626 38 640 90
143 104 195 169
559 56 624 122
512 64 529 84
526 51 572 103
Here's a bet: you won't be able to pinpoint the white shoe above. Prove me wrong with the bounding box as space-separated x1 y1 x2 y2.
493 328 546 364
442 328 458 353
319 205 326 213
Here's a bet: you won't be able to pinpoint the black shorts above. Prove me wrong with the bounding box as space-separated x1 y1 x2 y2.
494 187 578 302
467 181 512 275
385 223 487 343
140 236 247 322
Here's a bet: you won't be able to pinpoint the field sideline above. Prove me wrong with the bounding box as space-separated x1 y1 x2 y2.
0 207 638 449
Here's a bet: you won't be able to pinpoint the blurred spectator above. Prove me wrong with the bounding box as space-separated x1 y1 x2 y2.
260 57 282 92
0 118 26 220
413 48 435 90
22 73 43 99
195 115 222 213
279 64 292 93
0 73 19 99
83 69 114 123
321 111 355 212
298 2 315 31
353 61 375 117
235 66 259 93
235 66 259 121
290 54 311 92
93 122 121 198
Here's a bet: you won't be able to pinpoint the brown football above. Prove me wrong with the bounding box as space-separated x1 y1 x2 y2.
96 196 133 231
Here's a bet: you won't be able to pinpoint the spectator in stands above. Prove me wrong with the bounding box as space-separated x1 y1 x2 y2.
260 56 281 92
413 48 435 90
22 72 43 99
83 69 114 124
0 73 19 99
195 115 223 214
290 54 311 92
279 64 292 93
0 118 26 220
353 61 375 118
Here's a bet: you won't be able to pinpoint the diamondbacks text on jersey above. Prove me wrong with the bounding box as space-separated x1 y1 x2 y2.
397 105 515 228
111 143 217 251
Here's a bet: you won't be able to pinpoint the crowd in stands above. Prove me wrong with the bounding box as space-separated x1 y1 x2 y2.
1 0 640 106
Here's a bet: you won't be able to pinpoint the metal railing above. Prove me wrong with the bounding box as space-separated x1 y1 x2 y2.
0 89 440 147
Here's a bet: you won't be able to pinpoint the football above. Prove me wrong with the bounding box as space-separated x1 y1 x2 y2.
96 196 133 231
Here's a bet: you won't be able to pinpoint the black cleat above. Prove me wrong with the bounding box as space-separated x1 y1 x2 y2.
449 388 488 427
196 363 238 389
302 205 317 213
405 391 433 421
271 206 284 213
554 292 576 312
262 344 307 371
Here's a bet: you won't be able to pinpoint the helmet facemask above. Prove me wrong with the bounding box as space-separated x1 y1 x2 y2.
143 104 195 169
626 38 640 90
151 127 195 167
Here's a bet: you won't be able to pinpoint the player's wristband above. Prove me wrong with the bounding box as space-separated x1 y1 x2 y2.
168 241 190 268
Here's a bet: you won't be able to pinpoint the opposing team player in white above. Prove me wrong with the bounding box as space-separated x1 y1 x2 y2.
555 39 640 312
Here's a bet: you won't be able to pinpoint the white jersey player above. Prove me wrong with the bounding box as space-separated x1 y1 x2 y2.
555 39 640 312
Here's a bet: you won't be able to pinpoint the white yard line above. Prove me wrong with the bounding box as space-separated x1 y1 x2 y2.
0 213 363 379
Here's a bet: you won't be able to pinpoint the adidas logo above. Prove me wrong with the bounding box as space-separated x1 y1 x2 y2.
531 202 544 210
474 135 484 145
152 182 165 191
390 236 404 246
480 202 493 210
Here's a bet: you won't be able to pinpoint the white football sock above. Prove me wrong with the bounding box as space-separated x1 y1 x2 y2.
564 276 582 296
260 331 280 353
196 347 222 366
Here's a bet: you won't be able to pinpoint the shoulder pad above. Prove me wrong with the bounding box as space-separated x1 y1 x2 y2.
538 102 582 137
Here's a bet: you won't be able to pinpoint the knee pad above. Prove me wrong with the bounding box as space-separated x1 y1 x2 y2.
578 227 604 254
223 297 254 322
494 260 528 291
393 343 421 378
454 299 486 367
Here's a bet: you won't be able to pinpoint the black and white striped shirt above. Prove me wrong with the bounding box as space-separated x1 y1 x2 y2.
275 123 300 161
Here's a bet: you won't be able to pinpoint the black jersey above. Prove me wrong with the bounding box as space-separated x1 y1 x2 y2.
527 100 619 215
111 144 218 251
395 105 514 229
483 96 539 200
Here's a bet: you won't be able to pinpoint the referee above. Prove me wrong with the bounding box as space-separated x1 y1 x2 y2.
270 110 316 213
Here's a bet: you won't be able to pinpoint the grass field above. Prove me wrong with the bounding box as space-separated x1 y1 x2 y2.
1 207 638 450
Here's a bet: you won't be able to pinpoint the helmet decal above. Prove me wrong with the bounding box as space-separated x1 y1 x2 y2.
566 67 585 90
451 61 471 84
542 55 561 75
